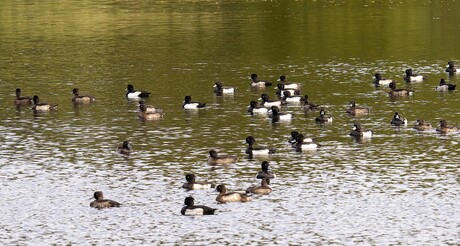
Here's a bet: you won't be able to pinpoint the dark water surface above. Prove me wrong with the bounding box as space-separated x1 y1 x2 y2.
1 1 459 244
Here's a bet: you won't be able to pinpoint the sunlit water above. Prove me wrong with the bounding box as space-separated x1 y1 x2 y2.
0 1 459 245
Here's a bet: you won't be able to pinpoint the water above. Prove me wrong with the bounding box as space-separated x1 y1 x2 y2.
1 1 459 244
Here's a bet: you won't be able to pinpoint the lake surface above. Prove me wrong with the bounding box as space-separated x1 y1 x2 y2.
1 0 459 245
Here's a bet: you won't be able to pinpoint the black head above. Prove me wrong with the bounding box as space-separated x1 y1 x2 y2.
249 101 259 108
353 123 362 131
389 81 396 90
439 78 446 85
216 184 227 193
185 173 196 183
122 140 131 149
209 149 218 158
405 69 413 76
260 93 269 102
374 73 382 80
127 84 134 92
72 88 79 95
184 196 195 206
214 81 223 88
261 161 270 172
271 106 280 115
250 73 259 81
279 75 286 82
349 101 356 107
448 61 454 67
93 191 103 200
246 136 256 145
290 131 299 139
439 119 448 127
277 83 285 90
33 95 40 104
184 96 192 103
393 112 400 119
15 88 21 96
283 90 292 97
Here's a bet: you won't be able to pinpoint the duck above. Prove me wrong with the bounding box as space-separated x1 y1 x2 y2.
246 178 272 195
436 119 458 134
281 90 305 103
90 191 120 209
181 197 217 216
207 149 238 165
248 101 269 115
435 78 456 92
445 61 457 75
14 88 33 105
349 123 373 138
71 88 95 104
182 173 215 190
403 68 425 83
215 184 251 203
139 101 162 114
182 95 206 109
294 134 319 151
346 101 370 116
288 131 301 146
277 75 302 90
373 73 394 87
249 74 273 87
213 81 235 95
303 95 320 112
260 94 283 108
245 136 275 156
32 95 57 112
137 103 163 120
413 119 432 131
275 83 301 97
389 81 414 97
126 84 150 99
269 106 293 122
315 109 333 123
117 140 132 155
390 112 408 126
256 161 276 179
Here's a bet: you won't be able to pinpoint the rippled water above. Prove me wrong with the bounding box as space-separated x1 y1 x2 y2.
1 0 459 245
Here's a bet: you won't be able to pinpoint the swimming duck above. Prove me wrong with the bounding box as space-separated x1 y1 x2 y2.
403 69 425 83
269 106 292 122
445 61 456 75
138 103 163 120
281 91 305 103
215 184 251 203
349 123 373 138
390 112 408 126
207 149 238 165
181 196 217 216
256 161 276 179
294 134 319 151
315 109 333 123
90 191 120 209
436 119 458 134
275 83 301 97
303 95 319 112
248 101 269 115
435 78 456 92
117 140 132 155
213 81 235 95
277 75 302 90
260 94 283 108
14 88 33 105
389 81 414 97
249 74 273 87
346 101 370 116
71 88 95 104
245 136 275 156
413 119 432 131
182 173 215 190
126 84 150 99
139 101 162 114
373 73 394 87
182 95 206 109
246 177 272 195
32 95 57 112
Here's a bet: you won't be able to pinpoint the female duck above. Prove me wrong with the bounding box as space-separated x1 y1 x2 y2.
90 191 120 209
413 119 432 131
183 95 206 109
216 184 251 203
182 173 215 190
346 101 369 116
436 119 458 134
303 95 319 113
249 73 273 87
270 106 292 122
32 96 57 112
349 123 373 138
373 73 394 87
294 134 319 151
72 88 95 104
446 61 456 75
277 75 302 90
246 178 272 195
117 140 132 155
248 101 269 115
245 136 275 156
139 101 162 114
126 84 150 99
436 78 456 92
403 69 425 83
256 161 276 179
315 109 333 123
213 81 235 95
181 197 217 216
390 112 408 126
14 88 33 105
260 94 283 108
389 81 414 97
207 149 238 165
138 103 163 120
